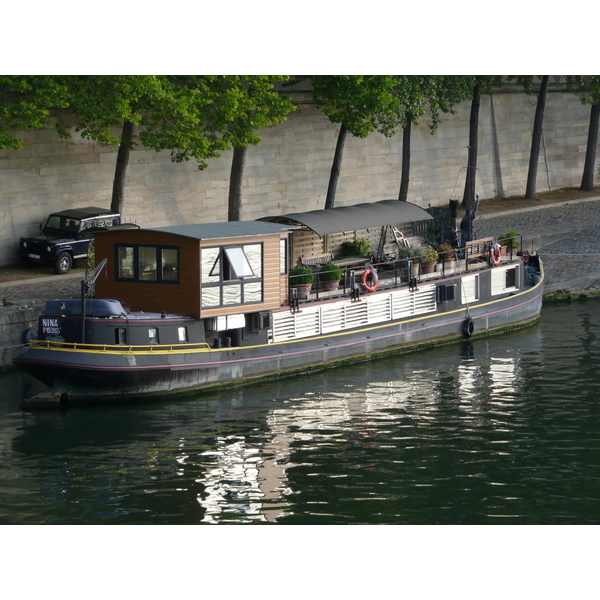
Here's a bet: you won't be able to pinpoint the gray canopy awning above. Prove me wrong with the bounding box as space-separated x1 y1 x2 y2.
259 199 433 237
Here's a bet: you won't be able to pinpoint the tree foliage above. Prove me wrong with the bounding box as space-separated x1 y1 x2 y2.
308 75 404 139
0 76 68 149
56 76 295 213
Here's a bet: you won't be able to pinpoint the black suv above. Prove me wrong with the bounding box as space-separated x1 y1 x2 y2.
18 207 123 274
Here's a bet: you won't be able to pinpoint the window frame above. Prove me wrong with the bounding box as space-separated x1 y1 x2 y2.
115 244 180 284
201 243 264 308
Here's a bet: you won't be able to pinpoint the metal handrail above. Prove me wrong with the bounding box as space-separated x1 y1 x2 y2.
30 340 212 352
288 236 526 303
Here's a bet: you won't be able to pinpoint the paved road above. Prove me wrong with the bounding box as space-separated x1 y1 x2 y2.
0 269 81 307
2 197 600 306
476 197 600 293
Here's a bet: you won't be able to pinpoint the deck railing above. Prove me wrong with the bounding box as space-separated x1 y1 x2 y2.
290 235 526 304
29 340 212 352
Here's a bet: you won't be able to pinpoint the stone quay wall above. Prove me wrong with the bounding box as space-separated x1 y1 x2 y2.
1 86 597 266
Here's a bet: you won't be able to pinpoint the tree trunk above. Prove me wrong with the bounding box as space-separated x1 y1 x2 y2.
525 75 550 199
581 102 600 191
398 113 411 202
462 80 480 208
325 123 347 210
111 120 134 215
228 145 246 221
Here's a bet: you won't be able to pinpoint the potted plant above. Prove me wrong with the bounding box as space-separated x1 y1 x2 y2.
498 230 520 254
341 237 371 257
421 246 439 274
289 266 314 299
437 242 455 262
398 246 426 277
319 263 343 291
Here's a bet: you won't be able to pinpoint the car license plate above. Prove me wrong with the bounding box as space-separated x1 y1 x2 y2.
28 253 40 259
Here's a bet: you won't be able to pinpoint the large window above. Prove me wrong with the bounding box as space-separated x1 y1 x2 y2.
201 243 263 308
115 244 179 284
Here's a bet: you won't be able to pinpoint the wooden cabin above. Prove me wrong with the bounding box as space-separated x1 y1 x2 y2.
93 221 292 319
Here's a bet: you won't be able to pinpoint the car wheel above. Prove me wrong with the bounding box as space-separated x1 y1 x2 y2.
54 252 73 274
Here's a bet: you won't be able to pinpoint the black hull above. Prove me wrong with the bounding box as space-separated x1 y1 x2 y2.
15 276 544 406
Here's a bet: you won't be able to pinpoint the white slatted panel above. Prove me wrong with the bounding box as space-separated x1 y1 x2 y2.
321 304 346 333
392 289 414 318
272 312 296 341
413 285 437 313
367 295 393 324
294 309 321 338
345 301 368 327
271 284 438 343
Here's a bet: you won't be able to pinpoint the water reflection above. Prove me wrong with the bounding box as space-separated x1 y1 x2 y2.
3 303 600 524
194 349 531 523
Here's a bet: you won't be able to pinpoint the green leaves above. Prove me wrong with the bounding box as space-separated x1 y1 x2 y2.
0 75 69 149
303 75 476 139
60 75 296 168
308 75 403 138
566 75 600 106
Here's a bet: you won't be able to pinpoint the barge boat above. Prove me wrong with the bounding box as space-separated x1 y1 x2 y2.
14 200 543 406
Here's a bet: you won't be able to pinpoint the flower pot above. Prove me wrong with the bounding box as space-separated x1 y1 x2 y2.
421 261 437 274
411 262 420 277
292 284 312 299
321 280 340 292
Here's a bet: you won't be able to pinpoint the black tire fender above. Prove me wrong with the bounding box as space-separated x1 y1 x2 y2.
463 317 475 338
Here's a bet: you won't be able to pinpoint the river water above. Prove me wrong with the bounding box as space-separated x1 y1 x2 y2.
1 301 600 526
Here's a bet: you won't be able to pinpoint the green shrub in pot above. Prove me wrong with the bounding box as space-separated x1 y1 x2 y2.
319 263 342 282
289 266 314 285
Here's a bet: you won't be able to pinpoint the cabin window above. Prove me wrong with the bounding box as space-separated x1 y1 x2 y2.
178 326 188 342
162 248 179 281
224 247 254 279
506 267 517 289
280 238 287 274
201 243 264 308
140 246 157 281
115 245 179 284
438 284 456 303
492 266 518 295
118 247 135 279
115 327 127 345
148 328 159 344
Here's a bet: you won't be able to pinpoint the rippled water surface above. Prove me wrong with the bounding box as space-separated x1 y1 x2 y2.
2 302 600 525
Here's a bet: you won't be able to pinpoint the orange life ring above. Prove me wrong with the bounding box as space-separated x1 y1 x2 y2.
361 268 379 292
489 245 501 266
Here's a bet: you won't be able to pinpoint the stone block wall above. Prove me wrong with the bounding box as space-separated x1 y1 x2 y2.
0 306 40 370
0 87 597 266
